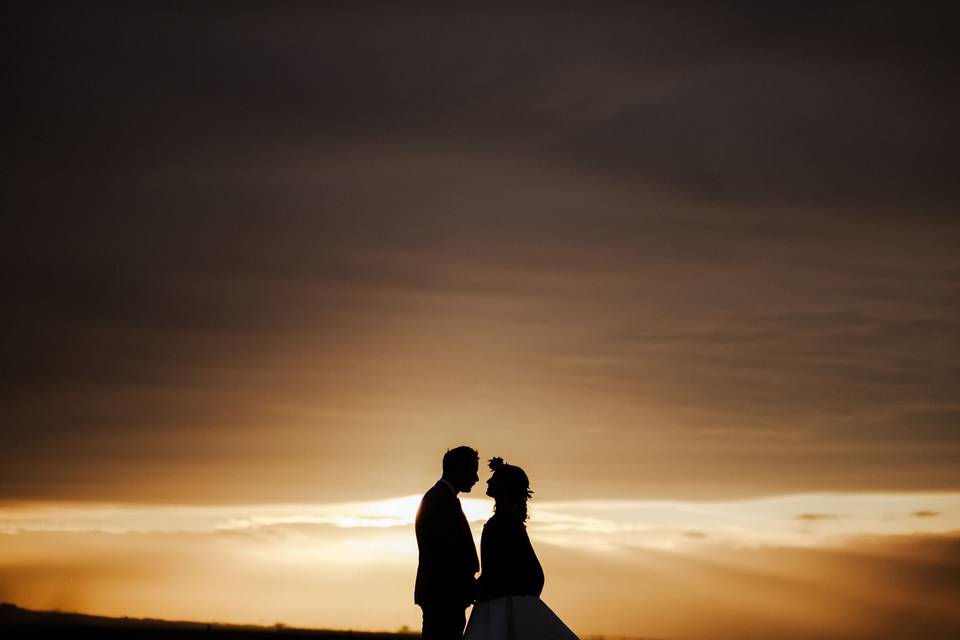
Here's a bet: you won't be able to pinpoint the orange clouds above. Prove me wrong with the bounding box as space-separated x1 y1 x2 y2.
2 494 959 637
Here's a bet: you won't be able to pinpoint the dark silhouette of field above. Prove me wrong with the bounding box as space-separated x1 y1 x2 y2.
0 603 417 639
0 602 672 640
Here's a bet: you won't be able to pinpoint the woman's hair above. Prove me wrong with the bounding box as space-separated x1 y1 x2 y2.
488 457 534 522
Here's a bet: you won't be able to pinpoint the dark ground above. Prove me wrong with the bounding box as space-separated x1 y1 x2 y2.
0 603 417 639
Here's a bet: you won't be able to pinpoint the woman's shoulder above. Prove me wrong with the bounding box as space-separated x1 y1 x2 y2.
484 510 525 532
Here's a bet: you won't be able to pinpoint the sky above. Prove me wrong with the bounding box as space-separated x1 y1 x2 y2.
2 493 960 638
3 3 959 638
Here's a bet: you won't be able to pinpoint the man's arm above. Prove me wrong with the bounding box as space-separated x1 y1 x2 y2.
417 490 476 605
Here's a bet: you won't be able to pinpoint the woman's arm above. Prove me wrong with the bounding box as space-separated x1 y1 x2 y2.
522 527 545 596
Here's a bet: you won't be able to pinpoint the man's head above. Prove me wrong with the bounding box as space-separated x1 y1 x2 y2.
442 446 480 493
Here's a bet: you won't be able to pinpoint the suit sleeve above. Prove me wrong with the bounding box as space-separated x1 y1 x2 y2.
415 489 478 607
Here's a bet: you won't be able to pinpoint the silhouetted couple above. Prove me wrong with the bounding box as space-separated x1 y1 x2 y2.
415 446 578 640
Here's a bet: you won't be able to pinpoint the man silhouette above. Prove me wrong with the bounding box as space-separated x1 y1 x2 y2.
415 446 480 640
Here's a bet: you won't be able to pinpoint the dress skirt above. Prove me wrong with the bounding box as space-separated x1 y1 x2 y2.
464 595 579 640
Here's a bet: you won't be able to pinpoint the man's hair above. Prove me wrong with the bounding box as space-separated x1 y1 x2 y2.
442 446 479 474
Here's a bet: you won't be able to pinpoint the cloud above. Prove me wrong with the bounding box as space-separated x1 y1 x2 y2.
3 494 957 551
4 502 960 638
537 532 960 640
796 513 838 522
3 4 959 504
12 5 958 210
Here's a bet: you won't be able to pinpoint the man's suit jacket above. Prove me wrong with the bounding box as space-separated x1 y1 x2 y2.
414 481 480 607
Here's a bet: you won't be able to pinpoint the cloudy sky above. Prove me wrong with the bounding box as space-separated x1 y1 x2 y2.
3 3 959 638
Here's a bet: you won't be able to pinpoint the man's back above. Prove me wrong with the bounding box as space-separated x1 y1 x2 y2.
415 481 479 607
415 446 480 640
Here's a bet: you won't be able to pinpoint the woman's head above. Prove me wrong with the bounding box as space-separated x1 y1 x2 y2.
486 457 533 521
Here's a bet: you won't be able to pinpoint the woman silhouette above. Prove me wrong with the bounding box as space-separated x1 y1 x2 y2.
464 457 578 640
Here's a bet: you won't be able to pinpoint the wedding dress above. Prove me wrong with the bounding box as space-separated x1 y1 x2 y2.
465 595 578 640
463 511 578 640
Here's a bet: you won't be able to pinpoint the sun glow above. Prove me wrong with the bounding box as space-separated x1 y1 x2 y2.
2 492 957 543
0 494 960 638
1 492 958 636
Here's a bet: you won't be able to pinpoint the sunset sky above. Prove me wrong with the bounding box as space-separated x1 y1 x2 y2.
4 4 959 639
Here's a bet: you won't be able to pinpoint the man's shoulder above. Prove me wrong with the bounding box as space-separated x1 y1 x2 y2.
425 480 445 494
420 482 454 508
